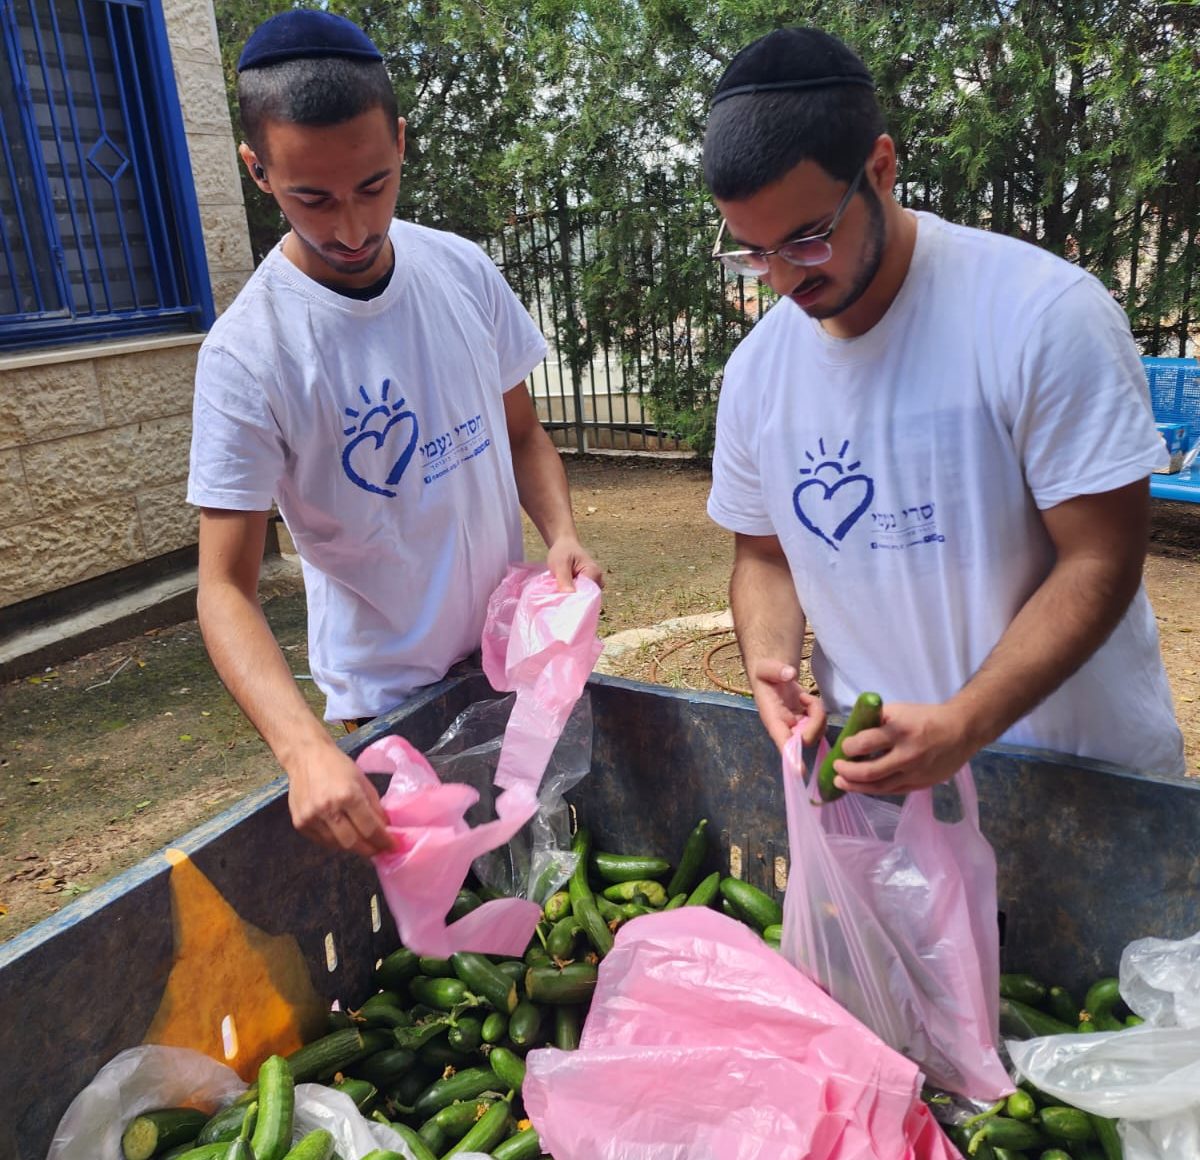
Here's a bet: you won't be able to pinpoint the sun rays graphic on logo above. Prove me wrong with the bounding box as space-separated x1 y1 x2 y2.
340 378 419 498
792 437 874 550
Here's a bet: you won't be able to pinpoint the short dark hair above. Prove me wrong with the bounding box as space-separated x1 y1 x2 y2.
702 84 885 201
237 57 398 159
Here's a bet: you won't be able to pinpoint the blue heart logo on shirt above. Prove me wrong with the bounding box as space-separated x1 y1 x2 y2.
793 472 874 549
341 379 419 498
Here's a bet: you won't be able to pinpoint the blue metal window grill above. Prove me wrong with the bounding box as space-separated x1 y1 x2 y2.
0 0 214 350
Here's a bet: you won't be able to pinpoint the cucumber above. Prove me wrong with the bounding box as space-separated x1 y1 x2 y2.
1004 1089 1037 1121
543 891 572 922
447 1014 484 1054
360 1153 407 1160
447 887 483 921
600 879 668 907
487 1045 527 1093
412 1066 501 1119
1082 977 1125 1029
554 1003 584 1050
353 1047 418 1089
418 956 457 978
1088 1113 1123 1160
425 1098 492 1144
999 973 1048 1006
685 869 721 907
121 1108 209 1160
280 1129 335 1160
450 951 519 1013
374 947 421 991
968 1117 1045 1153
357 994 414 1030
666 818 709 897
998 997 1077 1038
545 915 584 959
442 1097 511 1156
1045 985 1080 1025
1039 1106 1097 1143
409 975 473 1010
490 1126 542 1160
591 851 671 883
1039 1151 1074 1160
525 962 598 1005
481 1010 509 1044
817 691 883 802
665 892 688 910
196 1103 251 1146
164 1145 235 1160
237 1028 389 1103
507 999 544 1050
331 1076 377 1111
371 1122 437 1160
568 828 614 956
250 1055 294 1160
718 877 783 932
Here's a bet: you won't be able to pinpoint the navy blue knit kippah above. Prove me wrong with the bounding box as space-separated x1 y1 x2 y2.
711 27 874 106
237 9 383 72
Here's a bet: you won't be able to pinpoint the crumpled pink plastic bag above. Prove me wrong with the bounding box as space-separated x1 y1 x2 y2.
780 725 1011 1100
482 562 603 792
366 563 602 957
522 908 961 1160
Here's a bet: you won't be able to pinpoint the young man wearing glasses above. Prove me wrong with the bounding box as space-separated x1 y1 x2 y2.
187 11 601 859
704 27 1184 785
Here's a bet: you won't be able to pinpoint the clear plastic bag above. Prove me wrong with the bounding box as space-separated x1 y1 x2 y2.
780 728 1011 1100
47 1045 440 1160
522 907 961 1160
1008 929 1200 1159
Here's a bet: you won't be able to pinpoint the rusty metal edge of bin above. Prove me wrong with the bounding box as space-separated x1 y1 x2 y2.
3 670 1199 1160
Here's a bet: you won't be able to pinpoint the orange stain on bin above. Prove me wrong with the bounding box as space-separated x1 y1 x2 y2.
143 849 327 1080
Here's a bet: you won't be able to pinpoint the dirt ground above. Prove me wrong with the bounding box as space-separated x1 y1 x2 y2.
2 454 1198 941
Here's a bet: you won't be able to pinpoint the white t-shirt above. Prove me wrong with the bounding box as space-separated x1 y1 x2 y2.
708 212 1185 775
188 220 547 721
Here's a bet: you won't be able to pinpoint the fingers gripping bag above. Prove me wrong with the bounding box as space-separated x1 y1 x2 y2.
364 563 602 958
780 726 1011 1100
522 907 961 1160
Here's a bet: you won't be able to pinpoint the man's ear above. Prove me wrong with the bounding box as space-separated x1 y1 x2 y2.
396 117 407 162
238 142 269 188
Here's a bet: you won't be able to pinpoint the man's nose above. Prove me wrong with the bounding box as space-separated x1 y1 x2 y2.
766 254 807 297
335 204 369 250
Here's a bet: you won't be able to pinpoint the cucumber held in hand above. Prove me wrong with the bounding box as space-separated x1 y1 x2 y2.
816 691 883 803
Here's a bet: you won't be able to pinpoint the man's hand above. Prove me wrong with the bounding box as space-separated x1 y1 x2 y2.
545 533 604 592
749 658 825 752
286 746 395 858
831 700 977 795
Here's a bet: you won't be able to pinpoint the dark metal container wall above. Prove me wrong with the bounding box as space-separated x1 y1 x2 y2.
3 673 1198 1160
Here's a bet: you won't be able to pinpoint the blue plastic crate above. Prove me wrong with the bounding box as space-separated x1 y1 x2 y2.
1143 356 1200 441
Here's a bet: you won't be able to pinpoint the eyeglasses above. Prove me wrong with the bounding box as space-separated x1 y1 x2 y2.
710 166 866 278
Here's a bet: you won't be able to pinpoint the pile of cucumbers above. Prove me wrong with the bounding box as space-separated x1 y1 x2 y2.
938 971 1134 1160
116 816 791 1160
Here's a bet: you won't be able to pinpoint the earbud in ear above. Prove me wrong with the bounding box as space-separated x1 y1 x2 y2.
253 164 266 181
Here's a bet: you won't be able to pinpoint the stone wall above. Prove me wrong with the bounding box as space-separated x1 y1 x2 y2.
0 0 252 611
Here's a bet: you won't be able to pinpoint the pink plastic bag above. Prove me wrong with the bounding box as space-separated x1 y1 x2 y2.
482 562 603 792
780 727 1011 1100
523 907 961 1160
366 564 602 957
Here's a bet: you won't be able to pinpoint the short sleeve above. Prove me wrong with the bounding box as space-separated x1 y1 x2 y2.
477 250 548 390
1012 276 1166 509
187 344 285 511
707 351 776 536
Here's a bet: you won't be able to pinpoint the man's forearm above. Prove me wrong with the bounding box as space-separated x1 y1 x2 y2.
197 581 336 770
730 542 807 673
510 424 579 547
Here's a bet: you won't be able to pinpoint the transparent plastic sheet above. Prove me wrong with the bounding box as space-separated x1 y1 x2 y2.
1008 930 1200 1159
522 908 962 1160
46 1045 453 1160
424 691 593 903
779 728 1011 1100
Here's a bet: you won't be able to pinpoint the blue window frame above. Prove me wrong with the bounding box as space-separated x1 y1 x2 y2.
0 0 214 351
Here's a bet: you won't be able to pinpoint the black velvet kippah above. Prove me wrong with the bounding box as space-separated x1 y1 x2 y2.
711 26 874 106
237 9 383 72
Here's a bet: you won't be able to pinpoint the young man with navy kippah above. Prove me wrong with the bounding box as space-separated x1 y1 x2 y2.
187 11 602 858
703 27 1185 786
